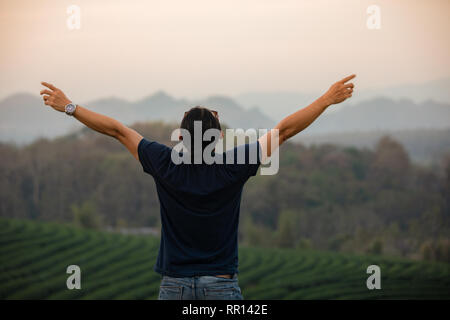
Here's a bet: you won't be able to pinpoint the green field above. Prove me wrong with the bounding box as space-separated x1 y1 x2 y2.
0 218 449 300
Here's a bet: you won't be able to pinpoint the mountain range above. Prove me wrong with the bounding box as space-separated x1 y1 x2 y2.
0 92 274 144
236 77 450 121
0 91 449 145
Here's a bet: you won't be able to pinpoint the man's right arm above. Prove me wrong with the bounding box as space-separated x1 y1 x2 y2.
258 74 356 160
74 106 143 161
40 82 143 161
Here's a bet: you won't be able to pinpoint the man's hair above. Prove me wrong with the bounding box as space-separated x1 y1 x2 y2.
180 106 221 153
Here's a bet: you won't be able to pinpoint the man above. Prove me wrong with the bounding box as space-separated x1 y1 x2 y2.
39 74 355 300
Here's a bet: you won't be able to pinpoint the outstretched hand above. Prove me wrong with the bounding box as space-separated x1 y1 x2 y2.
322 74 356 106
40 82 72 112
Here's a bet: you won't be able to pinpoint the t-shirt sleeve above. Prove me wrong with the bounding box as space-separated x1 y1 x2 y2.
137 138 172 177
224 140 261 182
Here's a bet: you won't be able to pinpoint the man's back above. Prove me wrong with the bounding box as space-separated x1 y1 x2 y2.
137 138 261 277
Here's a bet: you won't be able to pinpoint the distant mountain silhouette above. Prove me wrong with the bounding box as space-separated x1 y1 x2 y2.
236 92 450 134
236 91 317 122
1 91 449 145
0 92 274 144
235 77 450 121
350 77 450 105
304 97 450 134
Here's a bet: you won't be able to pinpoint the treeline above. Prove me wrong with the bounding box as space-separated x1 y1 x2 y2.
0 121 449 262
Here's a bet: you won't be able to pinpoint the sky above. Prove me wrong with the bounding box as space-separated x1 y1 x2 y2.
0 0 449 103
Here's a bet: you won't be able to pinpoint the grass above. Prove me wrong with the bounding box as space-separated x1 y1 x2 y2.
0 218 448 300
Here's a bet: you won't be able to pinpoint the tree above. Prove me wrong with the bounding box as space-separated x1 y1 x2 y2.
72 200 103 230
275 210 298 248
240 215 274 247
370 136 411 188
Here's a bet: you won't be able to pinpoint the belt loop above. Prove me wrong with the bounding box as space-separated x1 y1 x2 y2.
179 286 184 300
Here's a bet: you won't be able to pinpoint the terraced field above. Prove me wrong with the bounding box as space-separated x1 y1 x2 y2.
0 218 449 299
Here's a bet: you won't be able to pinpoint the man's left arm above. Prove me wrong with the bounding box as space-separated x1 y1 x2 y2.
258 74 356 162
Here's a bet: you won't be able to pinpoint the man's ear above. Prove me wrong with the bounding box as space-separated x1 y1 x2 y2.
220 130 224 139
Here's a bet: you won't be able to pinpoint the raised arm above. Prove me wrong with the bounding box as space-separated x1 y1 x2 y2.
258 74 356 160
40 82 143 160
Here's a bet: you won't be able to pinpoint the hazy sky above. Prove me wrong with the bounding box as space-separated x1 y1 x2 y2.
1 0 449 102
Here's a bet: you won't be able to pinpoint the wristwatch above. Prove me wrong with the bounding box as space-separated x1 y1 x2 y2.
65 103 77 116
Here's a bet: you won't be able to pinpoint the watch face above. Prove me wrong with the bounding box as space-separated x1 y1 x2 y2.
66 104 76 114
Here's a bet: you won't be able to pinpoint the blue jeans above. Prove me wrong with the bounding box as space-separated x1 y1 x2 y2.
158 274 244 300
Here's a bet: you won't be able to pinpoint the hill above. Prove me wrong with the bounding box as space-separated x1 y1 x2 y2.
238 95 450 134
305 97 450 134
0 218 448 299
1 121 448 261
296 128 450 164
2 91 450 147
0 92 274 144
235 77 450 120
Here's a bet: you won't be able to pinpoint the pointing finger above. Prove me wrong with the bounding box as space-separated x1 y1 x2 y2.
340 74 356 84
41 82 57 91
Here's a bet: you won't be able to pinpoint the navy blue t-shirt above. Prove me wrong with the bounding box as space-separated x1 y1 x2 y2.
137 138 261 277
